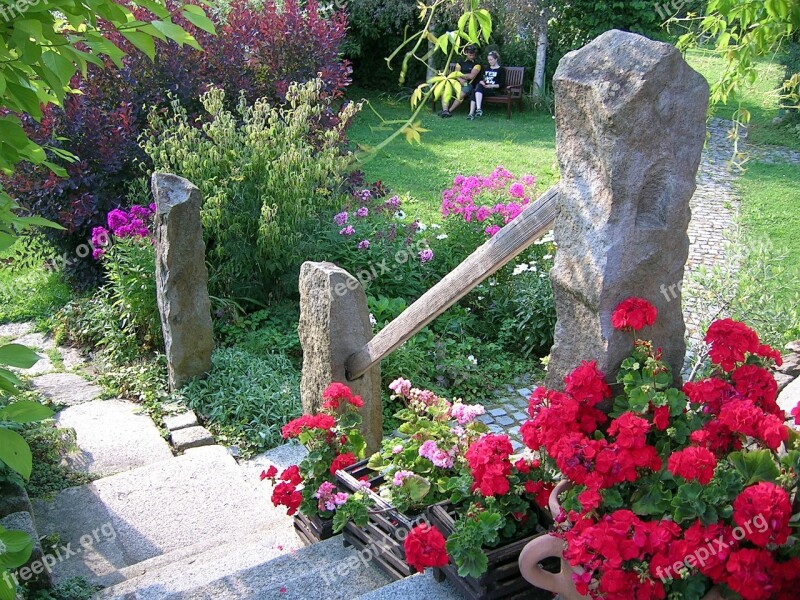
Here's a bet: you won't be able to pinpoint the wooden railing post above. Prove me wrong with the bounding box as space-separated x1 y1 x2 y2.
298 262 382 453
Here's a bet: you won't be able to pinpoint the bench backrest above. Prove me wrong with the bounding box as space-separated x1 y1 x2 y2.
446 63 524 97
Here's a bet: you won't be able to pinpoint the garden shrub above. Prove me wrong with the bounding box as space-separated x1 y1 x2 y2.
3 0 352 287
142 84 361 302
180 348 301 455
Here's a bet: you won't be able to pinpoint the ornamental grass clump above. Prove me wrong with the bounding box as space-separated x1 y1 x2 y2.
522 296 800 600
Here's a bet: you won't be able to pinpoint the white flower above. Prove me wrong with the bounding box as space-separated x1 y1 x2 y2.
467 355 478 365
488 278 498 287
543 254 553 260
512 263 529 276
539 272 548 278
436 233 448 240
430 223 442 229
417 222 428 231
395 210 406 219
369 313 377 326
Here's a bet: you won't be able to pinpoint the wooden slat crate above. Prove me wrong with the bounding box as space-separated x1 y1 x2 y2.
293 511 335 546
426 501 558 600
335 459 424 581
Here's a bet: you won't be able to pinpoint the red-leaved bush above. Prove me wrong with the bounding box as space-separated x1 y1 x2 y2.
4 0 351 284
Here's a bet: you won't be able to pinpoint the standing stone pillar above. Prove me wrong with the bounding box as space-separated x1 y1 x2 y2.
152 173 214 390
545 30 709 389
298 262 382 453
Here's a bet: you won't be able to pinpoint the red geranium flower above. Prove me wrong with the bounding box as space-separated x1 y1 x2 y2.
564 360 612 404
280 465 302 486
321 382 353 410
271 482 302 515
724 548 778 600
403 524 449 572
260 465 278 481
730 364 779 416
329 452 357 475
683 378 738 415
281 414 337 439
704 318 760 371
611 297 658 332
732 482 792 547
652 405 670 430
793 402 800 425
465 434 514 496
667 446 717 485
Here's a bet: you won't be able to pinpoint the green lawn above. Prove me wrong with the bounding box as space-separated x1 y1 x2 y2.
684 48 799 150
736 161 800 303
345 88 559 222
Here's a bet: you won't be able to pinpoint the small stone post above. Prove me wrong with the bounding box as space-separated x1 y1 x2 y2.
298 262 382 453
152 173 214 390
545 30 709 389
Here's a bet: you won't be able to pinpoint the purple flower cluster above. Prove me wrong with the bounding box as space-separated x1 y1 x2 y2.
315 481 349 512
441 167 537 237
91 203 155 260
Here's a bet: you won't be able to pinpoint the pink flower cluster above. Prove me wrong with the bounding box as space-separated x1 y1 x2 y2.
450 401 485 425
315 481 349 512
440 167 536 236
418 440 455 469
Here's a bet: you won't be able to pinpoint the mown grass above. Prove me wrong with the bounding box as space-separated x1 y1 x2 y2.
684 48 799 151
736 161 800 304
345 87 559 222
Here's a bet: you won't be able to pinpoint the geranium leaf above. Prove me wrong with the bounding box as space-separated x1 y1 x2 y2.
728 449 780 485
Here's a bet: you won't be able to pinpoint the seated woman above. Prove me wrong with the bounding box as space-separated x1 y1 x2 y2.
440 45 482 118
467 51 505 120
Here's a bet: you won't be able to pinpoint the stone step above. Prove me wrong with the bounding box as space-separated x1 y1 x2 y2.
56 399 173 476
98 535 392 600
354 571 462 600
31 373 103 406
32 446 291 584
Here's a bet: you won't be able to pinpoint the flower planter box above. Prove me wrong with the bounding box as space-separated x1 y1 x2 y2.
335 459 422 581
293 512 335 546
426 501 558 600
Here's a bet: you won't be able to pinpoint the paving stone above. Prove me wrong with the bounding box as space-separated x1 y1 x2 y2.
488 424 503 434
33 446 292 585
509 426 521 436
513 412 528 421
517 387 532 399
241 442 308 486
171 425 215 451
489 407 506 417
163 411 198 432
58 346 87 371
355 571 460 600
777 355 800 377
56 399 172 475
496 416 515 426
12 332 55 352
477 414 495 425
0 322 33 338
31 373 102 406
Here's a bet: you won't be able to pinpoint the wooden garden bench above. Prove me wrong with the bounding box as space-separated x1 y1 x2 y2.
432 64 525 119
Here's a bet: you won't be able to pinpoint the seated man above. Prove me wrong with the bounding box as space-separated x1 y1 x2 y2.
440 45 481 118
467 50 505 120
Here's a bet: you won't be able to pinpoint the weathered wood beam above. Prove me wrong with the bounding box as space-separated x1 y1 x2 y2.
345 185 558 381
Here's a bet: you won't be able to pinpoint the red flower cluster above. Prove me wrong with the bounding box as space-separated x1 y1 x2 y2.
730 364 780 416
524 480 555 509
611 297 657 332
329 452 357 475
564 360 612 404
281 413 336 439
667 446 717 485
732 482 792 547
564 510 680 600
703 318 782 371
683 377 738 414
321 382 364 410
465 434 514 496
403 524 449 572
272 482 302 515
718 399 788 451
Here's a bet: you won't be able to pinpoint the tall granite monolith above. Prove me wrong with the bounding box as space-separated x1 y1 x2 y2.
152 173 214 390
545 30 709 389
298 261 382 453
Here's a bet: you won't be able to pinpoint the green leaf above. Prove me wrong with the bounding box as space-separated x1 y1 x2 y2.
728 450 780 485
0 368 22 394
121 31 156 60
0 528 33 571
0 428 32 480
0 401 53 424
0 343 40 369
632 485 673 516
150 20 200 50
181 6 216 34
0 575 15 600
402 474 431 501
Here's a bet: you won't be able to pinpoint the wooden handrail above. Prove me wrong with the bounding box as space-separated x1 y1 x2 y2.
345 184 559 381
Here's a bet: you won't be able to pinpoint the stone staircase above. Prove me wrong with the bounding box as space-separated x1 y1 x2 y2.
0 323 461 599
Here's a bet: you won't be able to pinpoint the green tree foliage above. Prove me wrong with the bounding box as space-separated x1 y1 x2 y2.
678 0 800 112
